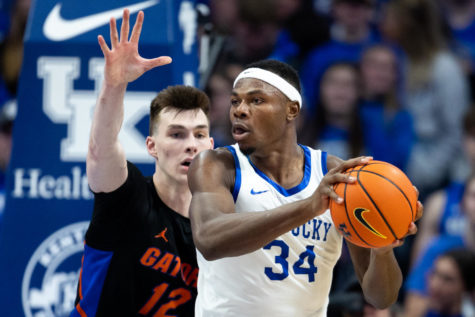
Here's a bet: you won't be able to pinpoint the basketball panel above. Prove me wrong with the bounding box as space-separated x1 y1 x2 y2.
343 182 396 247
362 161 417 221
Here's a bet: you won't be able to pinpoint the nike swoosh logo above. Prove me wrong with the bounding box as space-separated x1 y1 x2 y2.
250 188 269 195
43 0 159 41
353 208 387 239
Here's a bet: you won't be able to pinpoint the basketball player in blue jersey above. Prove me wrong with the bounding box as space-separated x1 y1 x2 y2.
71 10 214 316
188 59 424 316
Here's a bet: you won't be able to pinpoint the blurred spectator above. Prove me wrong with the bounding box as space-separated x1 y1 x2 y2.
359 44 413 171
404 173 475 316
213 0 280 67
409 248 475 317
204 0 281 107
300 0 380 117
208 0 239 35
0 0 30 95
268 0 330 70
0 99 16 218
299 62 363 159
381 0 470 199
328 276 401 317
427 248 475 317
439 0 475 102
205 64 243 147
411 107 475 263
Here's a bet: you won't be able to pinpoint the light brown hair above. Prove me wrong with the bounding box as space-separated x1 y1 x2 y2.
149 85 210 135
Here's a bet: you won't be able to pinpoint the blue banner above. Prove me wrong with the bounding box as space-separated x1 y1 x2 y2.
0 0 198 316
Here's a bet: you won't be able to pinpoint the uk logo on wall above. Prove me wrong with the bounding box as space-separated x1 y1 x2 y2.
0 0 198 315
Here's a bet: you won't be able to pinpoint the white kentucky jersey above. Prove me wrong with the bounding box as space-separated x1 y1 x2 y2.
195 144 343 317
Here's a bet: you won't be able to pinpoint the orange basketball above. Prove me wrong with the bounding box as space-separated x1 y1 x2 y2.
329 160 417 248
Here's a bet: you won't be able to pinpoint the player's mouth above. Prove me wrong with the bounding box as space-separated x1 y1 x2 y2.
180 158 193 170
232 122 250 141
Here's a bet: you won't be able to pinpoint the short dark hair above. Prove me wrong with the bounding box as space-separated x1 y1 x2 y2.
149 85 210 135
439 248 475 292
244 59 301 94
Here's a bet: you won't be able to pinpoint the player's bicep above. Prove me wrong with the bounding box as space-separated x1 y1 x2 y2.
86 143 128 193
188 148 236 218
188 149 236 251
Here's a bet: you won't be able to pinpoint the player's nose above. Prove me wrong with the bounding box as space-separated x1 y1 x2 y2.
185 135 198 153
232 101 250 118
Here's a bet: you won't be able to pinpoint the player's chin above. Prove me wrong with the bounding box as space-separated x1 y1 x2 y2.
237 143 255 156
177 165 192 178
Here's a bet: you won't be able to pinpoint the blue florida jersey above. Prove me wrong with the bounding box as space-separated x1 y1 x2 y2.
195 144 343 317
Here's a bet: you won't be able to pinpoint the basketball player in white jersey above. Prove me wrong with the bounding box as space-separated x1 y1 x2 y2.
188 59 423 316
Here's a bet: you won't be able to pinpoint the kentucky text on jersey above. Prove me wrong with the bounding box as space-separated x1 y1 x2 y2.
291 219 332 242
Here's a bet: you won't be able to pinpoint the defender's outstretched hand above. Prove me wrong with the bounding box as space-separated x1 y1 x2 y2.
98 9 172 87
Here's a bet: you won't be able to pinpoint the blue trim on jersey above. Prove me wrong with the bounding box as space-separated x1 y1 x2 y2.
226 145 242 202
71 244 113 317
321 151 328 175
246 145 312 197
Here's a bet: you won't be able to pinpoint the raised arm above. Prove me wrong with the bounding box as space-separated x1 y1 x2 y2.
188 149 370 261
87 9 172 193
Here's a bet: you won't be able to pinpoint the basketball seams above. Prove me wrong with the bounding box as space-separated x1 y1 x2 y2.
330 161 415 248
343 169 376 248
357 169 415 221
356 167 399 241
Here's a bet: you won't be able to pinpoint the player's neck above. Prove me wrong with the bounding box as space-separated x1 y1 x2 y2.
153 173 191 218
249 141 304 189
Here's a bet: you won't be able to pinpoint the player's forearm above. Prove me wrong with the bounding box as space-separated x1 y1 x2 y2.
361 249 402 309
87 82 128 192
192 197 316 261
88 82 127 158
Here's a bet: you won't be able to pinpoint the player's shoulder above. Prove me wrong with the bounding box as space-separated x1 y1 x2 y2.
326 154 343 171
189 147 235 180
192 147 234 168
189 147 236 191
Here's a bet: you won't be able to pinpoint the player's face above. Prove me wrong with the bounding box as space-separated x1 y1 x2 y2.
230 78 290 154
427 256 464 312
149 108 214 184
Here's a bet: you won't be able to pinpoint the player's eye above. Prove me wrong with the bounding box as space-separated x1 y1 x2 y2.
252 98 263 105
170 132 182 138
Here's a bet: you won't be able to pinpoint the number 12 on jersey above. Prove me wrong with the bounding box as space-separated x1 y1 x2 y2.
264 240 318 282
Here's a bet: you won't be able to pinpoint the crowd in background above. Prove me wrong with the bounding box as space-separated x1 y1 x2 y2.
199 1 475 313
0 0 474 316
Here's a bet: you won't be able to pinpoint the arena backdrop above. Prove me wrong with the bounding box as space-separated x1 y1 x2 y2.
0 0 199 315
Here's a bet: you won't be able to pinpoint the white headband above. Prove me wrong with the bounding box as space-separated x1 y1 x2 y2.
233 67 302 108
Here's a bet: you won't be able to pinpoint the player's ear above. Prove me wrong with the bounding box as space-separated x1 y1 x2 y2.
286 101 299 121
146 136 158 158
209 136 215 149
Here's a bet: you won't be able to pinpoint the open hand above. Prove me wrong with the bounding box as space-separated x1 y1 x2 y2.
312 156 372 216
98 9 172 87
